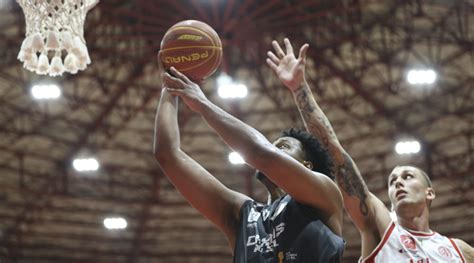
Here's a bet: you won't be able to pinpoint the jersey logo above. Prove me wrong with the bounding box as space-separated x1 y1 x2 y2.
245 223 285 253
278 251 284 263
278 251 297 262
438 245 453 259
400 235 417 250
247 208 261 222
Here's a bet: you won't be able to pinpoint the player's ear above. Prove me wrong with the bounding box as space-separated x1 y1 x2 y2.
426 187 435 201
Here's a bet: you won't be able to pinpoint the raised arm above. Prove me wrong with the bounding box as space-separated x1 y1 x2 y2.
266 38 391 252
164 67 343 232
153 55 249 247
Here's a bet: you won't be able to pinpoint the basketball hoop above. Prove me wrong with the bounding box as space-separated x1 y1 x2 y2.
16 0 99 76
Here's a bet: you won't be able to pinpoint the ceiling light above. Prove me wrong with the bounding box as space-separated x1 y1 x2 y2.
72 157 99 172
395 140 421 155
218 83 248 99
228 152 245 165
407 69 437 85
103 217 127 230
217 73 248 99
217 73 232 86
31 84 61 100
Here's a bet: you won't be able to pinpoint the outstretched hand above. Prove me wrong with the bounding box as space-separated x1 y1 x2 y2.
164 67 208 113
266 38 309 91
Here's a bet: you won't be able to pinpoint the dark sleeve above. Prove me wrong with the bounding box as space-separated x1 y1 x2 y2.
237 200 253 223
233 200 254 263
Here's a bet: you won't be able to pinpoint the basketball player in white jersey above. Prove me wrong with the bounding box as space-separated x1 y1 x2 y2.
266 38 474 262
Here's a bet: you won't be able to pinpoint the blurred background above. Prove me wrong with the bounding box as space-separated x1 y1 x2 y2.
0 0 473 262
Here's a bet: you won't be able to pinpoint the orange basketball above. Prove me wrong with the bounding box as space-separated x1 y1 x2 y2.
160 20 222 81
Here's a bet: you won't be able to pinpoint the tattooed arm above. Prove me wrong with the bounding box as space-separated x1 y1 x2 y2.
291 85 391 226
267 39 392 257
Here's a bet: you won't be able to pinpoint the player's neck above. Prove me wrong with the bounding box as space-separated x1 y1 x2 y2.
267 187 285 203
261 178 285 203
397 207 431 233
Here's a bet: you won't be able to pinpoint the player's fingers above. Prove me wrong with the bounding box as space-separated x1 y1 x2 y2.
266 58 278 73
165 87 185 97
267 51 280 64
164 72 187 88
272 40 285 58
298 44 309 62
284 38 294 55
170 67 192 84
163 72 177 82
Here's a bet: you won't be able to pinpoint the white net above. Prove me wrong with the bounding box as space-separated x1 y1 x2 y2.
17 0 99 76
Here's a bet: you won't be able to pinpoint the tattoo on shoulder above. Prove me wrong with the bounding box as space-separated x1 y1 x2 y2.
335 154 369 216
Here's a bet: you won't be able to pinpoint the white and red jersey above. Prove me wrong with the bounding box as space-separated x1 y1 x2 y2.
360 221 466 263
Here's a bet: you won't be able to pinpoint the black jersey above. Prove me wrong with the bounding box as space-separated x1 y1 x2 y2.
233 195 344 263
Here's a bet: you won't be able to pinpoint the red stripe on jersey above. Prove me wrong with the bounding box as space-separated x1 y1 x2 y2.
449 238 466 263
407 229 435 237
362 222 396 263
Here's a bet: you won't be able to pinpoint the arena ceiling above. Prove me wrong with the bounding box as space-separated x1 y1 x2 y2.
0 0 473 262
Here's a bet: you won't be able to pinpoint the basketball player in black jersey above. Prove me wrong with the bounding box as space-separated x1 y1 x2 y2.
154 52 345 262
266 38 474 262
